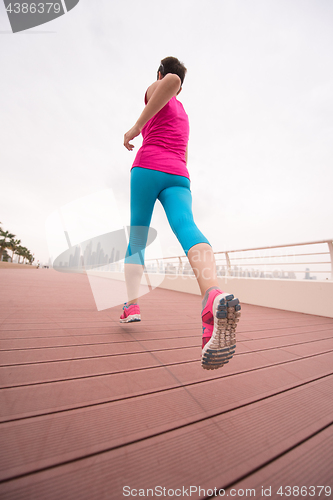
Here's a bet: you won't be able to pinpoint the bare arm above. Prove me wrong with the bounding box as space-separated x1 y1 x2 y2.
124 74 181 151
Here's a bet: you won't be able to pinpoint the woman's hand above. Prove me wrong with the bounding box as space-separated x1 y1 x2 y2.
124 123 141 151
124 74 181 151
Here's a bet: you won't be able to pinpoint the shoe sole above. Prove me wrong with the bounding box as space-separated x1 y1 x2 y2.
201 293 241 370
119 314 141 323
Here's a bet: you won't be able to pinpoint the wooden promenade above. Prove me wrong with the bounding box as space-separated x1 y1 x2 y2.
0 269 332 499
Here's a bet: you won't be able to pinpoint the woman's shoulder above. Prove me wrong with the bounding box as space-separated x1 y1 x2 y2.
145 81 160 103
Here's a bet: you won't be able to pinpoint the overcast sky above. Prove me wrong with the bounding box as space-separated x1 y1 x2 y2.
1 0 332 263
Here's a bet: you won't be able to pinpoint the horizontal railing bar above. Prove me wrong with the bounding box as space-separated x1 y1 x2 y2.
160 270 330 274
145 240 333 280
156 268 330 273
219 252 329 261
215 262 331 266
215 239 333 255
218 271 330 274
146 239 333 262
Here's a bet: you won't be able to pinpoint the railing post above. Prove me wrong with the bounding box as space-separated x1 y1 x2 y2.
225 252 231 276
327 241 333 280
178 257 183 275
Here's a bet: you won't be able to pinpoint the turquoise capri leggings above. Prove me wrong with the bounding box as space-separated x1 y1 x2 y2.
125 167 210 265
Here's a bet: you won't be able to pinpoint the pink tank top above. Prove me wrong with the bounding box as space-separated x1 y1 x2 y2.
132 93 190 179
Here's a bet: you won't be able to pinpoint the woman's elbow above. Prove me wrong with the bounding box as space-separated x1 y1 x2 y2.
164 73 182 92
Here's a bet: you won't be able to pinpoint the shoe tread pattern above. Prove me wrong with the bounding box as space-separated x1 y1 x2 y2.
201 293 241 370
119 315 141 324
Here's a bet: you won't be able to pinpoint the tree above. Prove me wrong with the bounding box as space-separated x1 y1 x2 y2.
21 247 30 265
8 238 21 263
0 225 34 265
26 252 34 265
1 249 10 262
0 229 16 261
16 246 27 264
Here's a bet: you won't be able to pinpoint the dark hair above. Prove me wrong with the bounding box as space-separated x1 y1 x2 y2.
157 56 187 86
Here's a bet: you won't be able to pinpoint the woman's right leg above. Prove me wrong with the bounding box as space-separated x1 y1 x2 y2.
158 180 217 296
158 176 241 370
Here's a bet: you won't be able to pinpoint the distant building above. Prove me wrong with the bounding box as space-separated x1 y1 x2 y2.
304 268 317 280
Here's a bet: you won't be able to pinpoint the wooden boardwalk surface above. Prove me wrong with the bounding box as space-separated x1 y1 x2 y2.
0 269 332 499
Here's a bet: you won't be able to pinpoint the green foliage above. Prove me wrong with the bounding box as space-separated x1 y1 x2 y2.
0 225 34 264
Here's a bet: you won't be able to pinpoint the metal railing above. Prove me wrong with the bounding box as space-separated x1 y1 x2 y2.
145 239 333 281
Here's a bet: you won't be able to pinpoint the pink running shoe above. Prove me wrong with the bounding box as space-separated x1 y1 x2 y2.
120 303 141 323
201 289 241 370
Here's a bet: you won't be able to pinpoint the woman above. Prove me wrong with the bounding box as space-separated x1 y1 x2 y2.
121 57 241 370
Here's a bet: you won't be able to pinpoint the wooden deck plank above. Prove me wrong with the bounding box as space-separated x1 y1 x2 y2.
1 323 331 353
1 351 332 422
1 329 331 366
0 378 332 499
1 372 331 481
0 268 332 499
1 339 332 389
227 424 333 495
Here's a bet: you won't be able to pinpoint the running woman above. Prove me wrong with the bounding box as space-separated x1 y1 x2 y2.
121 57 241 370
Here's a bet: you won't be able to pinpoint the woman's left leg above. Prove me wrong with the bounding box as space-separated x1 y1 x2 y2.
123 168 158 311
